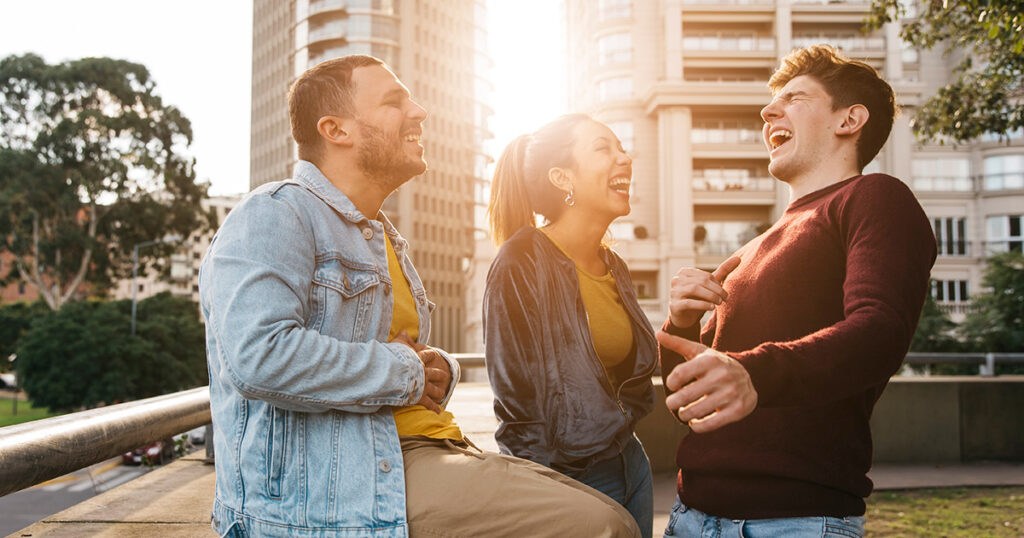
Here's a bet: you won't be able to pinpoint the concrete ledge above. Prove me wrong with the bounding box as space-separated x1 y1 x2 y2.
638 376 1024 472
14 451 215 537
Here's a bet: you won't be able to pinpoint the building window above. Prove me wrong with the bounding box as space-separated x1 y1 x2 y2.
983 155 1024 190
693 221 767 255
912 158 972 191
598 77 632 101
18 282 25 295
931 279 969 304
933 217 967 256
691 121 761 144
682 34 775 52
598 0 631 20
598 33 631 66
987 215 1023 253
605 121 634 152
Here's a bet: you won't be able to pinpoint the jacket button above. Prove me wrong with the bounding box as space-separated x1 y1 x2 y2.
362 227 374 240
379 460 392 473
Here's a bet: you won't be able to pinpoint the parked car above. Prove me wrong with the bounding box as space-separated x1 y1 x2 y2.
122 438 175 465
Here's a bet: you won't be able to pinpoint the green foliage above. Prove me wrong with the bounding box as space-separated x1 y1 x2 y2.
0 301 48 366
0 53 212 309
866 0 1024 143
911 294 960 352
14 293 207 412
960 251 1024 352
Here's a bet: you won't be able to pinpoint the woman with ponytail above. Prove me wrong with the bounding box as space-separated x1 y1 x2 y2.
483 114 657 537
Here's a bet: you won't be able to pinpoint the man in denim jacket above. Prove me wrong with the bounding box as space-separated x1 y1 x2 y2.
200 55 639 537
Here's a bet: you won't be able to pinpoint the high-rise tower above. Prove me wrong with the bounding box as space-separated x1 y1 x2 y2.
250 0 492 351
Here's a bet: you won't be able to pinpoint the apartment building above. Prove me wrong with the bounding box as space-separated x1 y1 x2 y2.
564 0 1024 323
250 0 492 351
110 196 242 306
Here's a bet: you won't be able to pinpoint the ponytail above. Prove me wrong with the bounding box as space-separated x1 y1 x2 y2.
488 114 594 246
488 134 535 246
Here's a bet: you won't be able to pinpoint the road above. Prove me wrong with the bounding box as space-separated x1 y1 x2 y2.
0 458 154 536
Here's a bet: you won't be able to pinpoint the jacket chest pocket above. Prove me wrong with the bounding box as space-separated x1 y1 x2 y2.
310 257 382 341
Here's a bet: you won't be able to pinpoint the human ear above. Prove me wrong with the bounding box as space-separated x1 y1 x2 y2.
547 166 574 194
316 116 354 147
836 105 869 136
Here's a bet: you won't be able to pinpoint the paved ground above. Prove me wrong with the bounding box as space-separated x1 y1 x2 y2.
11 382 1024 537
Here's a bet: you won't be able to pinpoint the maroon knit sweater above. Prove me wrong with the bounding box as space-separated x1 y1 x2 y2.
661 174 937 519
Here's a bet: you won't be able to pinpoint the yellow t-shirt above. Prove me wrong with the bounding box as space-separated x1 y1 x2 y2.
385 234 462 441
540 229 634 385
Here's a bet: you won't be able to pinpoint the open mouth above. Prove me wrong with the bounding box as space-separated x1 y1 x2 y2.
609 176 631 195
769 129 793 150
403 133 421 144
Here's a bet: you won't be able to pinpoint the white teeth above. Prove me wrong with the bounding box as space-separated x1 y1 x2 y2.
609 177 631 191
769 129 793 148
404 134 420 142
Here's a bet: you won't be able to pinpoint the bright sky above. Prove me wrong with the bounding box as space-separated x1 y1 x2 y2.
0 0 563 196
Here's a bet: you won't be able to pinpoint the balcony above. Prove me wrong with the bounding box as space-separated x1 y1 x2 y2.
692 176 776 205
792 35 886 57
308 24 347 45
309 0 347 17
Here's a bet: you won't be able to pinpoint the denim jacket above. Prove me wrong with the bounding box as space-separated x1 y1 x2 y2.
483 227 657 472
199 161 459 537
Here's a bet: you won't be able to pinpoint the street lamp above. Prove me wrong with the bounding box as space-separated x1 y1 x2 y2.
131 234 182 336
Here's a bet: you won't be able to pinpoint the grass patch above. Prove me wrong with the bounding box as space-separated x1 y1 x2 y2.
0 396 57 428
866 487 1024 537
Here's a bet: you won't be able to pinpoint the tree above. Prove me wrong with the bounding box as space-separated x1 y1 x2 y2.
0 54 210 309
0 301 48 367
960 251 1024 356
910 293 961 352
866 0 1024 142
14 293 207 412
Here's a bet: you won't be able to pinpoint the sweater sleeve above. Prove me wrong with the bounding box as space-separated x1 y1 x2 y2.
483 249 552 466
734 175 937 407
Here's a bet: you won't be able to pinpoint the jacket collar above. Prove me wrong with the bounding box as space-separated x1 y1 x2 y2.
291 160 408 251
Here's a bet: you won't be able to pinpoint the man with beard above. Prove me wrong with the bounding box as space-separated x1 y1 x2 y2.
199 55 640 537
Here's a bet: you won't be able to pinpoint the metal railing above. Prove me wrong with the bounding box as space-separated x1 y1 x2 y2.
904 352 1024 376
0 386 210 497
1 353 1019 498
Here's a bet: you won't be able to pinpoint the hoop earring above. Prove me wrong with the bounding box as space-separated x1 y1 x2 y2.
564 187 576 207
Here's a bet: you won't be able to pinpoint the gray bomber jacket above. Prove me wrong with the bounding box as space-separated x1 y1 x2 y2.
483 226 657 472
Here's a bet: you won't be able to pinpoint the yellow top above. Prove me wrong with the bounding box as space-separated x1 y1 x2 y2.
540 229 633 385
385 234 462 441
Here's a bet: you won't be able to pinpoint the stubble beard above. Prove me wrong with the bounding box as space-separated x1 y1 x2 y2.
355 120 427 191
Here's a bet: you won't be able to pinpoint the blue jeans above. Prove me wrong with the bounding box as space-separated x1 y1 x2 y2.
663 498 865 538
566 435 654 538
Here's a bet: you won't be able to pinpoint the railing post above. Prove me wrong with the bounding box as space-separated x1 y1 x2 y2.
980 353 996 377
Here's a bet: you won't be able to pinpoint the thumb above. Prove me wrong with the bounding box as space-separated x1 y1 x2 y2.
712 255 741 284
656 330 708 360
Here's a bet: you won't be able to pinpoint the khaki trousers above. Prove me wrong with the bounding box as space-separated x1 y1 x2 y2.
401 437 641 538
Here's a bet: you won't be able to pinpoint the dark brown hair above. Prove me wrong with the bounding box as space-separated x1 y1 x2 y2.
487 114 594 245
769 44 896 170
288 55 383 163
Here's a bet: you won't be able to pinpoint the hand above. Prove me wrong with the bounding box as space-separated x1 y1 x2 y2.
391 332 451 414
657 330 757 433
669 256 741 329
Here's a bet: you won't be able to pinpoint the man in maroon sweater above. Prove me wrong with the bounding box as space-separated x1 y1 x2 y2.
658 45 936 536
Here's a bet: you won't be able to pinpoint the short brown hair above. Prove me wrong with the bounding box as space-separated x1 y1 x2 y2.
769 45 896 170
288 55 383 163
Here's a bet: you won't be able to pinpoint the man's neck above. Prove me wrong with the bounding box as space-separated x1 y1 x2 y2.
315 159 391 219
785 160 862 202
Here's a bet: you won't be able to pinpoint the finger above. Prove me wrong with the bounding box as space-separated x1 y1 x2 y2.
687 409 731 434
417 395 442 413
424 366 449 385
665 374 712 410
671 283 727 305
712 256 741 284
669 299 716 314
655 330 708 360
677 394 719 424
664 358 705 393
